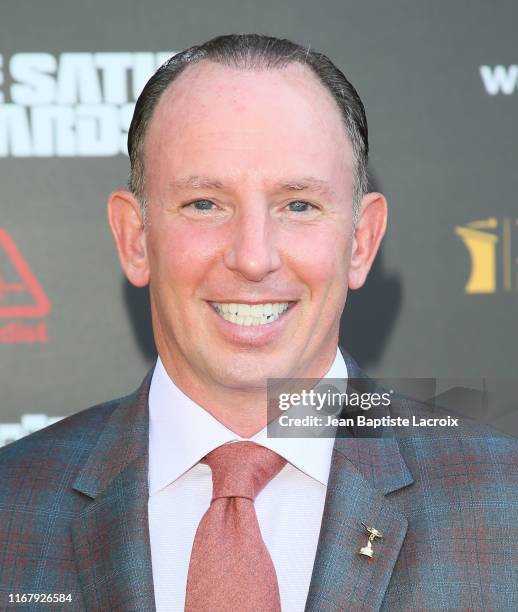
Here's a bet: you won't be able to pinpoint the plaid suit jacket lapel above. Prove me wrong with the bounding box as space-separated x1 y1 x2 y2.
305 350 414 612
70 372 156 612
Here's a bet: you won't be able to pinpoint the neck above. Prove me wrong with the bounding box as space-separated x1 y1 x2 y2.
157 348 338 438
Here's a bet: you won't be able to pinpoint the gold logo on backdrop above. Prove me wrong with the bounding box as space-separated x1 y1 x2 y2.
455 217 517 294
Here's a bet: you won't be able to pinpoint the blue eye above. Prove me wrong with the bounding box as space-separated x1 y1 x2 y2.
189 199 215 210
287 201 315 212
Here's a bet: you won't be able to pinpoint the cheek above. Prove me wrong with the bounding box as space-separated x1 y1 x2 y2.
283 226 350 289
148 222 221 291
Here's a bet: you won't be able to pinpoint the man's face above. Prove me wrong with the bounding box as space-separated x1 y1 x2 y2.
142 61 356 390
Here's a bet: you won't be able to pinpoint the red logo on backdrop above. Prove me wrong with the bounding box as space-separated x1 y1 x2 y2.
0 228 51 343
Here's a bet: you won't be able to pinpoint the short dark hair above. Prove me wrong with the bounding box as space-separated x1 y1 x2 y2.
128 33 369 222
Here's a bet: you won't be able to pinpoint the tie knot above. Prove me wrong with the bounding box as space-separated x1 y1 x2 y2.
202 441 286 501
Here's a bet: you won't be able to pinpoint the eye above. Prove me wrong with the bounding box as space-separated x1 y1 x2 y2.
185 199 216 211
287 200 318 213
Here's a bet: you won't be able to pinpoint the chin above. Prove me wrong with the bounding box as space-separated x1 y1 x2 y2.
210 361 285 391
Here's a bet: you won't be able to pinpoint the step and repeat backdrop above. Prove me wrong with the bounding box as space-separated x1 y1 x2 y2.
1 0 517 444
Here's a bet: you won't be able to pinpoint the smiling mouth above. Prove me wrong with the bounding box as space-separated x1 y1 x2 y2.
210 302 292 326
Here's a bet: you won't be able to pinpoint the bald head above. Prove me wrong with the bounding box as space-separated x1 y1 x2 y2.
127 34 369 223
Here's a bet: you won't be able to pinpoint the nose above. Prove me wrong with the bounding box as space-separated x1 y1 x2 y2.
223 203 281 282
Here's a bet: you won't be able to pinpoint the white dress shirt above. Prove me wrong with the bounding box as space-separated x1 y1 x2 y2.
148 349 347 612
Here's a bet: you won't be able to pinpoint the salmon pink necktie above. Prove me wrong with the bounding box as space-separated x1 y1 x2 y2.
185 441 287 612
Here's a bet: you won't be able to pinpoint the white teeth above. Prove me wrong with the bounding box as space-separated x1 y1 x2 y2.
238 304 251 316
211 302 291 326
250 304 263 317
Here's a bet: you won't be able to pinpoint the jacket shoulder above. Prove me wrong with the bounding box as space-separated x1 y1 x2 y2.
0 391 134 494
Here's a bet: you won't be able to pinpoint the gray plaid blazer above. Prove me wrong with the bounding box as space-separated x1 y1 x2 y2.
0 352 517 611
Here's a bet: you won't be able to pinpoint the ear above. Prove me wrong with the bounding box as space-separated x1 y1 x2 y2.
107 189 150 287
348 192 388 290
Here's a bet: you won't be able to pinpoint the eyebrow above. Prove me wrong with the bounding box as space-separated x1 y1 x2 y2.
167 176 225 191
276 178 335 197
167 175 335 197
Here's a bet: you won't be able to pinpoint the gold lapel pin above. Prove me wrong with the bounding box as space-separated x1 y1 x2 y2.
358 522 383 559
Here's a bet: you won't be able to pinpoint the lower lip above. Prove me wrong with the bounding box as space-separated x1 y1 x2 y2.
207 302 296 346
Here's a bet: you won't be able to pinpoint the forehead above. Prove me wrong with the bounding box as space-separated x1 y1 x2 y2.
144 60 352 191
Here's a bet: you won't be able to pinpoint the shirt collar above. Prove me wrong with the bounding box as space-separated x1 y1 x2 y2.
148 349 347 495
